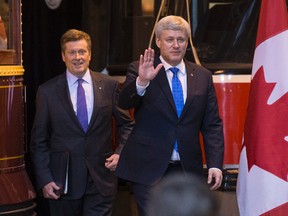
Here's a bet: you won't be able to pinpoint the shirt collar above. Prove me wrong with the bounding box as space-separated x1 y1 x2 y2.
66 69 91 87
159 56 185 75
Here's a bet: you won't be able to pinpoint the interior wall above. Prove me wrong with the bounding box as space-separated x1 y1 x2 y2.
82 0 111 72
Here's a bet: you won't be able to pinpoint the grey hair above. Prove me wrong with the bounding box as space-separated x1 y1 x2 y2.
155 15 191 39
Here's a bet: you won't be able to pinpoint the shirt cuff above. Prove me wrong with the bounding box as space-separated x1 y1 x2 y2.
136 77 149 96
208 167 222 173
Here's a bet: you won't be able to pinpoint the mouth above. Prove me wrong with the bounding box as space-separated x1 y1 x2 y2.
170 50 181 54
73 61 83 67
170 52 181 56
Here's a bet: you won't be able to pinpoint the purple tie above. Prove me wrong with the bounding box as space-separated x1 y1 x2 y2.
77 79 88 132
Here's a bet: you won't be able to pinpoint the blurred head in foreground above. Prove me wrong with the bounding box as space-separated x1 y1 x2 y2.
148 173 219 216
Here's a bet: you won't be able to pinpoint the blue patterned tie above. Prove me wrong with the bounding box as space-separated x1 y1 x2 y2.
77 79 88 132
171 67 184 152
171 67 184 117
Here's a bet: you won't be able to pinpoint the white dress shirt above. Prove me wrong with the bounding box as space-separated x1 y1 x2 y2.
66 69 94 123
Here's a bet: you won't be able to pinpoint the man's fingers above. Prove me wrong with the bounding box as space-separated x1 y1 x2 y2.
155 63 164 74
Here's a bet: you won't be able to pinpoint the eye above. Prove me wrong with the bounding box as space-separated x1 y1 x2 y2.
68 50 76 56
166 38 174 43
78 50 87 55
177 38 186 43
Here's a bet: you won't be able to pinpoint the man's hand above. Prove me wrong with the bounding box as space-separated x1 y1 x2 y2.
43 182 61 200
137 48 163 86
105 154 120 171
207 168 223 190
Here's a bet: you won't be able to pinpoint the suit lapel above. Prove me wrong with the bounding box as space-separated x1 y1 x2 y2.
88 72 103 131
154 58 199 119
55 73 82 130
154 58 178 115
180 61 197 119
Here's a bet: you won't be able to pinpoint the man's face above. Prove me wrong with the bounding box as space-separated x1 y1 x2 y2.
61 39 91 77
156 29 188 66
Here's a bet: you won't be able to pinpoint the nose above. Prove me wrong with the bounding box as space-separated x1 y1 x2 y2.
74 52 80 58
172 39 180 48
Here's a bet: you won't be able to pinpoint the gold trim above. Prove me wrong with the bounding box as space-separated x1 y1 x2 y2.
0 85 23 88
0 155 24 161
0 66 25 76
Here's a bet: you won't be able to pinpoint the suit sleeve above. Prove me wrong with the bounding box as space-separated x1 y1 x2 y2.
112 79 134 154
201 73 224 170
118 61 143 109
30 86 54 190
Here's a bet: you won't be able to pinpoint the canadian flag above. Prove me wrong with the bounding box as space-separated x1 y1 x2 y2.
236 0 288 215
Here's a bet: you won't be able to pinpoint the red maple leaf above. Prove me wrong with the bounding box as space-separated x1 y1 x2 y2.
244 66 288 181
260 202 288 216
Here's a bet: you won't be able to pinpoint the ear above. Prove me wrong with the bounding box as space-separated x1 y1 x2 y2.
61 52 65 62
155 37 161 48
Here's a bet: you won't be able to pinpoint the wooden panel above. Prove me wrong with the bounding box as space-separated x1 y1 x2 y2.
0 50 16 64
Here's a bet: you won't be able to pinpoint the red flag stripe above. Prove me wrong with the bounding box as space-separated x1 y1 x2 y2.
256 0 288 47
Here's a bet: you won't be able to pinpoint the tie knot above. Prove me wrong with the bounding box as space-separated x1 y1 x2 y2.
170 67 179 75
78 79 84 85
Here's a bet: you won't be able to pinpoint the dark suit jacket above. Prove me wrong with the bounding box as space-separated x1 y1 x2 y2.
30 71 134 199
115 57 224 185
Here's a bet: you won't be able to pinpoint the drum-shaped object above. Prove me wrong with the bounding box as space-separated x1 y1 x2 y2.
0 66 36 215
213 74 251 190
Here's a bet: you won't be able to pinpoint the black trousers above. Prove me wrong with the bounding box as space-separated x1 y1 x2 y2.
48 174 116 216
132 162 183 216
